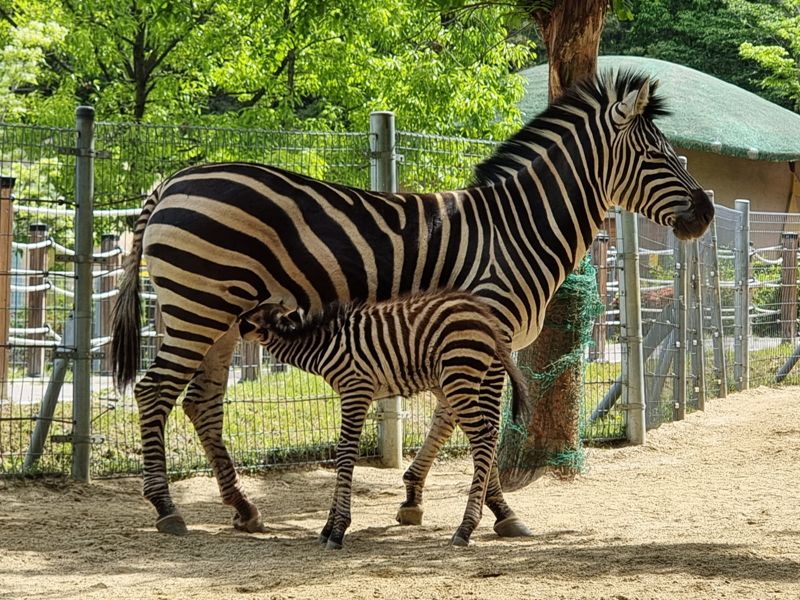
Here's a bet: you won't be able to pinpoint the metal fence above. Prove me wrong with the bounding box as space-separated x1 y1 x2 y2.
2 112 799 478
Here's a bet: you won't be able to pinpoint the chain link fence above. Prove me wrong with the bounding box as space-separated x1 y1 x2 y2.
2 116 799 477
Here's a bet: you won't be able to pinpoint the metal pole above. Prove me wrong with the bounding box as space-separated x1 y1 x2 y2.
72 106 95 482
779 232 798 344
24 314 74 470
590 231 609 362
734 199 750 392
706 192 728 398
672 233 688 421
690 239 707 411
616 209 646 445
369 111 403 468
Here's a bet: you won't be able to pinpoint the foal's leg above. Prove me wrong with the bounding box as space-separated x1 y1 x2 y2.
320 389 372 550
397 360 531 538
396 403 456 525
182 326 266 533
479 364 533 538
438 365 501 546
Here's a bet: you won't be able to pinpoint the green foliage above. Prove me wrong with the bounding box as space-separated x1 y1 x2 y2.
0 0 534 138
601 0 798 110
736 0 800 111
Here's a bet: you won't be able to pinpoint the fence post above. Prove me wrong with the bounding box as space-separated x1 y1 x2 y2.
616 210 646 444
734 199 750 392
706 191 728 398
72 106 95 482
240 340 262 382
689 239 707 411
672 233 688 420
25 223 48 377
780 232 798 344
589 231 609 362
0 176 16 400
370 111 403 468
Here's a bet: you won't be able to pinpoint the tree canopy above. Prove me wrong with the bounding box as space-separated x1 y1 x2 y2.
0 0 533 137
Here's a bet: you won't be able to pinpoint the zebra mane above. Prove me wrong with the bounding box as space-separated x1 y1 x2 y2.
473 69 669 185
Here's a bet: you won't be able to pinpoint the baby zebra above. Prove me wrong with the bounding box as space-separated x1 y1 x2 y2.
239 291 529 549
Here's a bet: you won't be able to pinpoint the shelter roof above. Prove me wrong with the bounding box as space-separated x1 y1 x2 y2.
518 56 800 161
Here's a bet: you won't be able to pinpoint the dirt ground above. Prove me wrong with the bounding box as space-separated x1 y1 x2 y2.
1 385 798 600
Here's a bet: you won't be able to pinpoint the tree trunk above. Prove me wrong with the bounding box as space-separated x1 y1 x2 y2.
498 0 607 489
532 0 608 101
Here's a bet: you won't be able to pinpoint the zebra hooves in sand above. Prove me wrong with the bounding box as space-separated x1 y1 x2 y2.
396 405 533 539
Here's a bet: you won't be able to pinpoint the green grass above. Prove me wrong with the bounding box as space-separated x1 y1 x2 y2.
4 342 799 477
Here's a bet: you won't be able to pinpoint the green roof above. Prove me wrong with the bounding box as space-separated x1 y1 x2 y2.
518 56 800 162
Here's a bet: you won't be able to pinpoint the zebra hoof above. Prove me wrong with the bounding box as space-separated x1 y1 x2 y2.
318 532 329 545
493 516 533 538
155 513 188 536
450 533 471 547
396 505 424 526
233 514 268 533
325 539 343 550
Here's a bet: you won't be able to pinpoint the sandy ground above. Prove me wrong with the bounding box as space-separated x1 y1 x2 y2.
1 385 798 600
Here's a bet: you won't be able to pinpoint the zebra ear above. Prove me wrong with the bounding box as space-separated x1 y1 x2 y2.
619 79 651 122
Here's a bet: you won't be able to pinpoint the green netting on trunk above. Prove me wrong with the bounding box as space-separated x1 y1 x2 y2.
497 256 604 492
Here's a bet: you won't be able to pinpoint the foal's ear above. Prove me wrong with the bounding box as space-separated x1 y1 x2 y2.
239 306 273 340
618 79 651 122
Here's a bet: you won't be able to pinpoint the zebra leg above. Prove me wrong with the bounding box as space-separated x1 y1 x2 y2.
438 368 501 546
135 370 187 535
182 327 266 533
135 332 216 535
479 364 534 538
396 402 456 526
450 410 499 547
321 392 372 550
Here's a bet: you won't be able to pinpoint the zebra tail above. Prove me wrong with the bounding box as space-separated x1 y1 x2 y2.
499 344 531 423
110 186 161 390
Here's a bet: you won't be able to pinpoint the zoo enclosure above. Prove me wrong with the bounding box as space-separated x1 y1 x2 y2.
1 110 799 479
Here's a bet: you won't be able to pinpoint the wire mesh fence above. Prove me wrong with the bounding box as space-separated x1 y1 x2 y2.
0 123 78 475
2 116 800 479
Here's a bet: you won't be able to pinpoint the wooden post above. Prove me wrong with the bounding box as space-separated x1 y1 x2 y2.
590 231 609 362
780 232 798 344
25 223 48 377
240 340 262 382
100 233 121 374
0 176 16 399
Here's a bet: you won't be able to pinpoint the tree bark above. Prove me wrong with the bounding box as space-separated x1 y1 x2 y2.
498 0 607 489
531 0 608 101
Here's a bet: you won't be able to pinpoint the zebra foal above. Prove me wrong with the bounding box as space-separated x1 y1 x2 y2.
239 291 529 548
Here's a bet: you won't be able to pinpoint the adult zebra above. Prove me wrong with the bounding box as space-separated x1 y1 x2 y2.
239 291 529 548
112 70 714 537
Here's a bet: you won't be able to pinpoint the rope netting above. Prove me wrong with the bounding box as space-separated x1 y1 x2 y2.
497 257 604 491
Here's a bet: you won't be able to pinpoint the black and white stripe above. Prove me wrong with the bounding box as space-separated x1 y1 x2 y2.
239 291 528 547
111 70 714 536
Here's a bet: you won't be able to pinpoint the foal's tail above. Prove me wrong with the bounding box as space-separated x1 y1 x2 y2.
110 183 164 390
498 340 530 423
